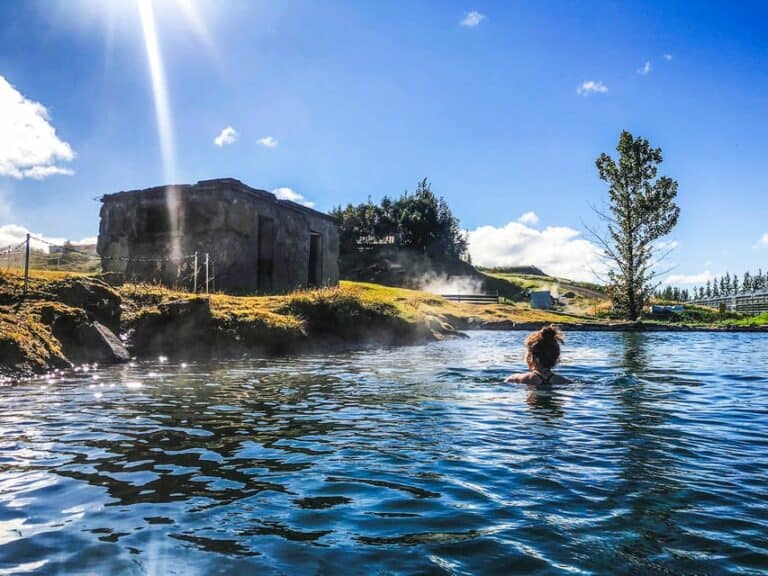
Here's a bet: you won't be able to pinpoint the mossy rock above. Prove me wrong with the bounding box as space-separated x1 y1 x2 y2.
281 289 422 344
50 277 122 332
130 297 216 355
0 308 70 377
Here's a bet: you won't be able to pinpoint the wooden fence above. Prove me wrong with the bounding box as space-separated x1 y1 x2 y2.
440 291 500 305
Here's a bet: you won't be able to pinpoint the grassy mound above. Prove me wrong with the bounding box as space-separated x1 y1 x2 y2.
0 306 71 378
121 281 463 356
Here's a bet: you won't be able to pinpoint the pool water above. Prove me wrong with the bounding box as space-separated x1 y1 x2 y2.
1 331 767 574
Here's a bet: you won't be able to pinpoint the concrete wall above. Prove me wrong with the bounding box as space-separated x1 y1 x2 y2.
97 178 339 293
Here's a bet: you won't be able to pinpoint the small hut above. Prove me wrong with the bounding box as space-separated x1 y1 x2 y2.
530 290 554 310
97 178 339 293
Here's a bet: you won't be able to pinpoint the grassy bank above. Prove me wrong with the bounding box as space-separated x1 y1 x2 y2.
2 269 766 379
118 280 573 358
727 311 768 327
1 272 478 378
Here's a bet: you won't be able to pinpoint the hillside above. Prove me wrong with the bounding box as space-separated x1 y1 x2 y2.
339 247 527 301
480 269 607 314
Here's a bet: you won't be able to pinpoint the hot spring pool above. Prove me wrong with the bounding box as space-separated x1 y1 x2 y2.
1 331 767 574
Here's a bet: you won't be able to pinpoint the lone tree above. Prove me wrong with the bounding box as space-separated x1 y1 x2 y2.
594 131 680 320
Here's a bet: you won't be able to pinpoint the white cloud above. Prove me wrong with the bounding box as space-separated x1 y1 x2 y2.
663 270 714 286
655 239 679 251
0 224 28 248
0 75 75 179
272 187 315 209
22 165 75 179
0 224 60 251
663 53 673 61
756 233 768 247
517 211 539 225
213 126 238 147
467 221 605 282
576 80 608 96
0 224 96 251
258 136 278 148
460 11 486 27
637 61 652 75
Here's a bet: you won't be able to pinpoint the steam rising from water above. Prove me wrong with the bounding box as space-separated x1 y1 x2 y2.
418 274 483 295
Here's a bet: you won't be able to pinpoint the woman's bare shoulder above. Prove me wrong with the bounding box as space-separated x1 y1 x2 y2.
504 372 535 384
505 372 572 385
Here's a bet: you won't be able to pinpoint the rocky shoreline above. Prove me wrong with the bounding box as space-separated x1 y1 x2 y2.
2 275 766 381
0 276 462 380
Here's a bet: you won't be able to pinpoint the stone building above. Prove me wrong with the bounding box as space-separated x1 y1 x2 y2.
97 178 339 293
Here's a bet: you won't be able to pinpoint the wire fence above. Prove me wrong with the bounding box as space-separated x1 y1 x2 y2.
2 234 218 295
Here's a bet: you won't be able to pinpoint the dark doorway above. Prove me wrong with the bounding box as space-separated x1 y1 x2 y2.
308 232 321 287
257 216 275 292
143 205 169 235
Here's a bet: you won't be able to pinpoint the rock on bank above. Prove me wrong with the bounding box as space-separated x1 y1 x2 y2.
1 275 463 379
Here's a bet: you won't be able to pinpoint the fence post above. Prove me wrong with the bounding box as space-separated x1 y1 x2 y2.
205 253 209 294
193 251 198 293
23 233 30 295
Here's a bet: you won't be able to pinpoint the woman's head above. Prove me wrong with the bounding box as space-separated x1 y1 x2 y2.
525 324 564 370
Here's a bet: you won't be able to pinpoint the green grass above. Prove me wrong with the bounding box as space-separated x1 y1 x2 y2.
727 311 768 327
116 278 592 345
5 266 763 378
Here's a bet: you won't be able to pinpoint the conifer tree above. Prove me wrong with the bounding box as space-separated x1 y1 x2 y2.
593 131 680 319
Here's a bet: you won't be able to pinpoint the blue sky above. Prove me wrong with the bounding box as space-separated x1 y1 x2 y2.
1 0 766 283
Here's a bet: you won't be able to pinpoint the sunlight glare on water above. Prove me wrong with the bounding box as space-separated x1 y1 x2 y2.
0 331 767 574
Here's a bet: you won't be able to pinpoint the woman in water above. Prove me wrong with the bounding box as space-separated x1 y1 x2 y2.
505 324 571 385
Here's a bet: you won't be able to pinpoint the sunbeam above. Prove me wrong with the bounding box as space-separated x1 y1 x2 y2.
137 0 181 261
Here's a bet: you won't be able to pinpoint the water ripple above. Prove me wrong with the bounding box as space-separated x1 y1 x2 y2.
0 331 767 574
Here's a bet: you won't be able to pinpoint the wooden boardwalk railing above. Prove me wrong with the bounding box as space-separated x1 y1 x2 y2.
440 291 500 305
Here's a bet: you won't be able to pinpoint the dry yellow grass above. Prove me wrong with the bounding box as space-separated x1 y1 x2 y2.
117 279 593 330
2 267 597 330
0 307 70 376
3 267 90 281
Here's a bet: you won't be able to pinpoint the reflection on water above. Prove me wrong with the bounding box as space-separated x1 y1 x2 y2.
1 331 767 574
525 387 566 419
620 331 650 375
